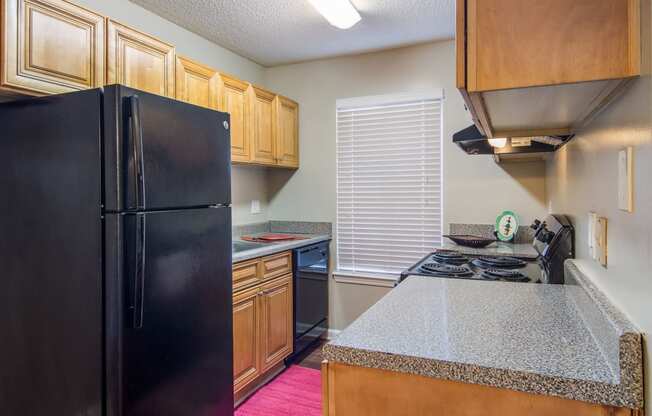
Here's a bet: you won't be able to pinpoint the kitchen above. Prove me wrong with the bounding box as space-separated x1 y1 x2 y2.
0 0 649 415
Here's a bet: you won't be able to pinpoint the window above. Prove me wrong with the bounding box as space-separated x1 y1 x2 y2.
336 91 443 276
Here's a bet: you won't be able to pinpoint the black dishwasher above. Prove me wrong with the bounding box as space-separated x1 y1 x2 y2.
288 241 330 361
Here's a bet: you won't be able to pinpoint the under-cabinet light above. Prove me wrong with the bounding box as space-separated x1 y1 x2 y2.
488 138 508 148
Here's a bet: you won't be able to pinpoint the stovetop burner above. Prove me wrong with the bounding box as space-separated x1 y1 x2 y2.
471 256 526 270
401 250 541 284
431 249 468 265
418 262 474 278
480 268 530 282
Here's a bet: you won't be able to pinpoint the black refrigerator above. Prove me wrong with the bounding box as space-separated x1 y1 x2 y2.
0 85 234 416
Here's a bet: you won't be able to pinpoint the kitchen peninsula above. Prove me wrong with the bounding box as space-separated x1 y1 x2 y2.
322 261 644 416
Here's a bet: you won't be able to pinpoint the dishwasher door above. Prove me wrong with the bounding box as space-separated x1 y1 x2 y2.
292 242 329 360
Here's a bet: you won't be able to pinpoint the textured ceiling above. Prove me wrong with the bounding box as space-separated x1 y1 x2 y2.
129 0 455 67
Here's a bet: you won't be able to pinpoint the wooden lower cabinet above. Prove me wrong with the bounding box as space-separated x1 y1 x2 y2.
232 255 294 402
233 286 261 394
259 275 293 372
322 361 640 416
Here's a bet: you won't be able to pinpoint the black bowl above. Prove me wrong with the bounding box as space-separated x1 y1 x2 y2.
443 234 496 248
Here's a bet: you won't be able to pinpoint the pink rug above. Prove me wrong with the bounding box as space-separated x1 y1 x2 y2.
235 365 321 416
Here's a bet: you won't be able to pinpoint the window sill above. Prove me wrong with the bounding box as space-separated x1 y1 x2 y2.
332 270 399 288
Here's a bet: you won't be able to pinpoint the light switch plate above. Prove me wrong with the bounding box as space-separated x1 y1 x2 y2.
588 212 597 259
595 217 608 267
250 199 261 214
618 147 633 212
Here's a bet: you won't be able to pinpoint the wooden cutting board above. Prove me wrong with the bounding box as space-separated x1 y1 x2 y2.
241 234 307 242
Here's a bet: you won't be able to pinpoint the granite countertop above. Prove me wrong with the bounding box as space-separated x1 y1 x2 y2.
232 233 331 263
323 261 643 409
439 241 539 259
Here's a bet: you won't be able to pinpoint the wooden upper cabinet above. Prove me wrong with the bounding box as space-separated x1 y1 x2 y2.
274 96 299 169
233 286 261 394
1 0 105 95
219 74 250 163
456 0 641 141
0 0 301 168
259 274 293 372
106 19 175 97
175 56 219 109
464 0 640 92
248 85 276 165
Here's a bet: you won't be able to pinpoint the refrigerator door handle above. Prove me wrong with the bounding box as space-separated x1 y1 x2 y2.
125 95 146 210
131 213 146 329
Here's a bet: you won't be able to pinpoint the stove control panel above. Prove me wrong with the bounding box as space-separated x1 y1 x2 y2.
532 214 575 284
530 219 542 230
537 227 555 244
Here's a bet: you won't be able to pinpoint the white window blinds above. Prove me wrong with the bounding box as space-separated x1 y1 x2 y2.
336 91 443 275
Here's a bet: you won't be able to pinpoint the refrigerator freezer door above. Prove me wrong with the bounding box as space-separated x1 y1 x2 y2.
0 90 103 415
104 207 233 416
103 85 232 212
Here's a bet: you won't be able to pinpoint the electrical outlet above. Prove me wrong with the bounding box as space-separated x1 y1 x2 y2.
618 147 633 212
250 199 261 214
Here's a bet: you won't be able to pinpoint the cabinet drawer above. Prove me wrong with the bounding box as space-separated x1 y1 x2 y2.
261 251 292 280
233 259 261 292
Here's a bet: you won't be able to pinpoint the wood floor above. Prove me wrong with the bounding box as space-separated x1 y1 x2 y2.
295 340 327 370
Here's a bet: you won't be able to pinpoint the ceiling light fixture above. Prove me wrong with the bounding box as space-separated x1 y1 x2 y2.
307 0 361 30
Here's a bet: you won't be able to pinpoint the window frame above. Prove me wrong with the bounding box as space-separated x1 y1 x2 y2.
334 89 445 282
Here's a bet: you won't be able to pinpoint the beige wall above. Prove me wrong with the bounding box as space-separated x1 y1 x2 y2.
75 0 270 225
546 0 651 412
231 165 270 225
264 41 548 329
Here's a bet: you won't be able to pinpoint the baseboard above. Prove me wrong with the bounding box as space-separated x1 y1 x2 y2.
234 362 286 407
326 329 341 340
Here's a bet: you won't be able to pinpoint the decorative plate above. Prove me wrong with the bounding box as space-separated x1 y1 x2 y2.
495 211 519 242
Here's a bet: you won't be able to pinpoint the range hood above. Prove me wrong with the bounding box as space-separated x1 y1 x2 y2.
453 125 574 159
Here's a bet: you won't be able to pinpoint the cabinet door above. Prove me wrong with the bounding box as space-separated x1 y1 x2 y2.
249 86 276 165
175 55 219 110
106 20 175 97
233 286 261 394
1 0 105 95
465 0 640 91
259 274 293 372
275 96 299 168
219 74 250 163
